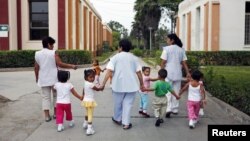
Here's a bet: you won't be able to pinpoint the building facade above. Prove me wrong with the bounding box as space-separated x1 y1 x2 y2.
103 23 113 47
0 0 112 55
177 0 250 51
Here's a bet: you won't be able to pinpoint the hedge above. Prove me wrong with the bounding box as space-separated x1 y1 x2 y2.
187 51 250 66
0 50 92 68
202 67 250 116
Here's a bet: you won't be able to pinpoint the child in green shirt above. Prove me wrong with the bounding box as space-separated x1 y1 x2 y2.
143 69 179 127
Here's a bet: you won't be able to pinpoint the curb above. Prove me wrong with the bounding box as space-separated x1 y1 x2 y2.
207 93 250 124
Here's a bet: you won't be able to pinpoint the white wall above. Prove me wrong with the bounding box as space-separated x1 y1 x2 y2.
178 0 250 51
220 0 249 50
178 0 208 51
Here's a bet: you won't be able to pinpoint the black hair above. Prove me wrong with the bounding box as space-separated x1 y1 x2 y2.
142 66 150 72
167 34 183 48
57 70 70 83
191 70 203 81
158 69 168 79
119 39 132 52
42 36 55 48
84 69 96 80
93 59 99 65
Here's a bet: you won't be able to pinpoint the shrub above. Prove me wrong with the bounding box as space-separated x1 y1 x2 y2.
187 51 250 66
131 48 143 57
202 67 250 116
0 50 92 68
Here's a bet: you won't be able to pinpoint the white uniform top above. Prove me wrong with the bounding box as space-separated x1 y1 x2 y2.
106 52 141 92
54 82 73 104
160 45 187 81
35 48 57 87
188 84 202 102
83 81 95 102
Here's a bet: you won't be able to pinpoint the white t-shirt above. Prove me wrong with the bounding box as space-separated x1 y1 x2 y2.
54 82 74 104
160 45 187 81
83 81 95 102
188 84 202 102
35 48 57 87
106 52 141 92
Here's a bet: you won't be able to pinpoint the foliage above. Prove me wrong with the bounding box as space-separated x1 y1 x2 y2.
0 50 92 68
107 20 128 38
133 0 162 49
202 66 250 116
187 51 250 66
131 48 143 57
112 31 121 51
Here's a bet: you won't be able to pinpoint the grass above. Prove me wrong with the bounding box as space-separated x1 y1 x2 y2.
201 66 250 85
142 57 157 67
96 51 114 62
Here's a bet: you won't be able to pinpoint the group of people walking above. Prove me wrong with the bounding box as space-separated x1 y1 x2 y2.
34 34 206 136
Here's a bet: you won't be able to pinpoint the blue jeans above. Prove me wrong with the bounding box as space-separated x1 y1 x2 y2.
112 91 136 126
139 92 149 111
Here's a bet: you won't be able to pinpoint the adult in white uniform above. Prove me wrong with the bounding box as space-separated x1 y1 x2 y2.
101 39 144 130
34 36 77 122
160 34 190 117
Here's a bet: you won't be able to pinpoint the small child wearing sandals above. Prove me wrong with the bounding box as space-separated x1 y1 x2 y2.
53 70 82 132
138 66 158 118
92 59 106 85
82 69 103 135
179 70 206 129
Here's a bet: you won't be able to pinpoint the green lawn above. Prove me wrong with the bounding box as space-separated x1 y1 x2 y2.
96 51 114 62
201 66 250 115
201 66 250 85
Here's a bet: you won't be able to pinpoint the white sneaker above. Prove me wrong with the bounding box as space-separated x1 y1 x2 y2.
189 120 195 129
69 120 75 127
199 108 204 116
83 121 88 130
86 127 95 135
57 124 64 132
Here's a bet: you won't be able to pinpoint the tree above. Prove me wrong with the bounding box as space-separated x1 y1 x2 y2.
159 0 183 33
107 21 128 38
131 0 184 49
133 0 162 49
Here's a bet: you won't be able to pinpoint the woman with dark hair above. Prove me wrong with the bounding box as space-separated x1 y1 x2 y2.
160 33 190 118
101 39 144 130
34 36 77 122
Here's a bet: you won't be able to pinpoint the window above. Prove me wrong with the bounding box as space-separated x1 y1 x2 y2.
245 2 250 45
29 0 48 40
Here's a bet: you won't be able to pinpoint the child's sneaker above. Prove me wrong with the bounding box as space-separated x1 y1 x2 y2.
69 120 74 127
83 121 88 129
86 126 95 135
141 112 150 118
57 124 64 132
189 120 195 129
199 108 204 116
155 119 161 127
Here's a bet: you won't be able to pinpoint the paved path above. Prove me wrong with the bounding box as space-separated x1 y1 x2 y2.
0 60 249 141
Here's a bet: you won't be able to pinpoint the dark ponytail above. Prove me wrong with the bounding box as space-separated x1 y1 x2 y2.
84 69 95 80
167 34 183 48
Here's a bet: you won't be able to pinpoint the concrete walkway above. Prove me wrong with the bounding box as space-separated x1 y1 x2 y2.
0 59 249 141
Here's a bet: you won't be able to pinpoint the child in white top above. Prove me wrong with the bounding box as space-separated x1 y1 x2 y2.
82 69 103 136
138 66 158 118
179 70 206 129
53 70 82 132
